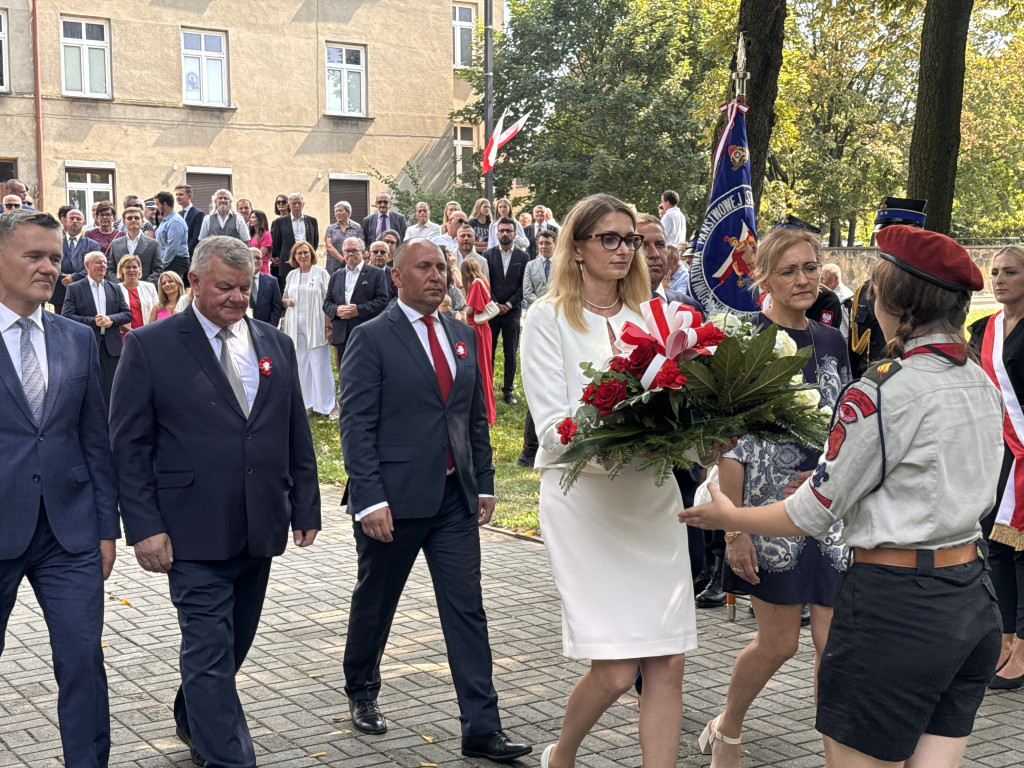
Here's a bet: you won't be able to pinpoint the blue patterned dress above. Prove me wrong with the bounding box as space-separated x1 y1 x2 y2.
721 314 852 606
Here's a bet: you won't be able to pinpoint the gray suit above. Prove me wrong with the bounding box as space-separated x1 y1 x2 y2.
105 235 163 284
522 256 552 309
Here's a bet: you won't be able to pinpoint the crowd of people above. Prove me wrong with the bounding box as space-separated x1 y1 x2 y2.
0 173 1021 768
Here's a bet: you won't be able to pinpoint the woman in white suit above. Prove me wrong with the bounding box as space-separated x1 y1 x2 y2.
281 241 335 416
116 253 158 335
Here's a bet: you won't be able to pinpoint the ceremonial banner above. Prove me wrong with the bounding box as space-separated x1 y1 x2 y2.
689 101 760 314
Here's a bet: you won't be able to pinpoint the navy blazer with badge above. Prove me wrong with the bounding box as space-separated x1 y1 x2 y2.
109 306 321 560
62 278 132 357
250 272 283 326
323 263 389 349
0 313 121 560
482 246 529 312
339 303 494 521
51 234 100 307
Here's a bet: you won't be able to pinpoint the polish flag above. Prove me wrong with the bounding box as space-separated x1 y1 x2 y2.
482 110 532 174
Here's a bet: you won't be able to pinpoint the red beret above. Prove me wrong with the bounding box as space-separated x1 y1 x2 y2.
875 225 983 292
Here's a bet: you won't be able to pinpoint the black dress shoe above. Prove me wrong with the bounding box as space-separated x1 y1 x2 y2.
461 730 532 763
516 452 535 468
502 394 518 406
350 699 387 734
988 671 1024 690
175 725 205 767
695 556 726 608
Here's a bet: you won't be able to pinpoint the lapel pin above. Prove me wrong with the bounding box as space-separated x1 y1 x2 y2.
259 357 273 376
455 341 467 359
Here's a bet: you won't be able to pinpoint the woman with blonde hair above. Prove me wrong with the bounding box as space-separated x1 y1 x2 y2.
150 271 187 322
487 197 530 250
460 256 496 424
468 197 492 251
521 193 694 768
117 254 158 335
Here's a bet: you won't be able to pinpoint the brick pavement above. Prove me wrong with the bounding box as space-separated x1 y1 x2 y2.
1 486 1022 767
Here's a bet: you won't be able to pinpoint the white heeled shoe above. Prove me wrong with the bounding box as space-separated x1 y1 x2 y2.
697 714 742 755
540 743 555 767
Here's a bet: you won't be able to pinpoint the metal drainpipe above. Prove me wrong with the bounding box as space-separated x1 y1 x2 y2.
31 0 45 211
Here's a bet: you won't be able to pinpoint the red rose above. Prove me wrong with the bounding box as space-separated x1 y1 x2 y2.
581 383 597 405
556 417 578 445
608 356 630 374
591 379 629 416
626 342 658 375
651 360 687 390
695 324 727 347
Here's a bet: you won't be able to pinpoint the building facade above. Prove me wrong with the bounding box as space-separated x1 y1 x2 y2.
0 0 498 225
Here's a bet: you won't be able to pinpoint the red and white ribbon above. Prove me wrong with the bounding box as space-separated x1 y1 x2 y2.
617 299 716 362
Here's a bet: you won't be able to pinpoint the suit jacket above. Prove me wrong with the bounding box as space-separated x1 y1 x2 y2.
339 304 494 520
105 235 163 284
250 272 283 326
323 264 389 346
51 235 100 306
182 205 204 256
0 312 120 560
482 246 529 311
360 211 408 248
109 307 321 559
62 279 133 356
271 214 320 286
522 256 552 308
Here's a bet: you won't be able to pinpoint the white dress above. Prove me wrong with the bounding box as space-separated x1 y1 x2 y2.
521 301 697 659
282 265 335 415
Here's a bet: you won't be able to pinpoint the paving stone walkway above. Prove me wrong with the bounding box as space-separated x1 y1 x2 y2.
1 486 1021 766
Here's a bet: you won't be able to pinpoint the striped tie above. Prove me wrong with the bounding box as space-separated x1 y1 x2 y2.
16 318 46 425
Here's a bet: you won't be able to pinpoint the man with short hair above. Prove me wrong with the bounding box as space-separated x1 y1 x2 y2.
270 193 320 292
198 189 249 242
174 185 204 256
361 193 408 248
483 218 529 405
106 207 162 284
379 230 402 299
110 236 320 768
52 207 99 315
660 189 687 248
154 191 190 279
62 251 132 408
0 209 120 768
367 241 390 269
432 210 465 254
323 237 388 371
821 263 854 340
666 244 689 295
4 179 32 209
248 247 283 326
405 202 442 240
339 238 530 763
3 193 24 212
455 223 490 283
235 199 253 224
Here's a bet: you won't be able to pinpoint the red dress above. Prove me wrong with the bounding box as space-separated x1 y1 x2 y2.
465 278 496 424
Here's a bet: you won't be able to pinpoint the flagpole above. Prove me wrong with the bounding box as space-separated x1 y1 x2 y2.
483 0 494 201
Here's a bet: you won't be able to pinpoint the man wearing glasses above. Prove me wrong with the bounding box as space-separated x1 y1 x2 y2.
431 210 465 254
361 193 407 249
324 236 389 374
3 195 25 213
483 218 529 405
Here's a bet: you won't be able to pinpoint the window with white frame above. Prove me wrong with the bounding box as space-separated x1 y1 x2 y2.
1 10 10 92
453 5 474 68
66 167 114 215
60 17 111 97
454 125 475 182
325 44 366 116
181 29 228 107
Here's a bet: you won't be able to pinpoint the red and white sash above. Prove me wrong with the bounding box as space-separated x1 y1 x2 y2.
981 311 1024 547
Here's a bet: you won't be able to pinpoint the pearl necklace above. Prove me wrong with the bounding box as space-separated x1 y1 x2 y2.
584 296 621 310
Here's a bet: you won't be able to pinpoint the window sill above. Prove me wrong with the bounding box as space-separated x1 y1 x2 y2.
62 93 114 101
182 102 237 111
323 112 375 122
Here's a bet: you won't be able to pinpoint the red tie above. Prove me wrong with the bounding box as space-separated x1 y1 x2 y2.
421 316 454 469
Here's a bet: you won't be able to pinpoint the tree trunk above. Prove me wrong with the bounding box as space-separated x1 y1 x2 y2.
738 0 787 217
829 217 843 247
847 215 857 247
907 0 974 235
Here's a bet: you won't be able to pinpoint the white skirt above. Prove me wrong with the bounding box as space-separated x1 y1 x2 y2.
539 467 697 659
295 330 336 415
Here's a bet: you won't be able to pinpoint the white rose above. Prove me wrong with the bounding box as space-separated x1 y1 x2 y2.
774 330 798 358
710 313 744 334
792 386 821 410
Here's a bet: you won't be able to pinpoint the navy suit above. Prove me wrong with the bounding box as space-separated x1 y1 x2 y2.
0 311 120 767
182 205 204 256
483 246 529 396
250 272 283 326
62 278 132 408
110 307 321 767
360 211 408 248
270 214 320 292
51 234 100 309
323 264 389 362
339 303 500 736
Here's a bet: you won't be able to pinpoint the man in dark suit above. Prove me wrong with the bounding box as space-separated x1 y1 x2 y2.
271 193 320 293
105 207 163 283
248 247 283 326
175 184 204 256
323 236 388 369
483 217 529 405
339 240 530 764
109 236 321 768
0 210 120 768
62 251 132 409
361 192 407 249
51 205 99 315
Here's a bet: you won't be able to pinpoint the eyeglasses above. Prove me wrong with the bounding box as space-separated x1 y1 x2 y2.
342 249 362 255
575 232 645 251
370 249 388 254
773 263 822 282
3 203 20 209
455 218 467 224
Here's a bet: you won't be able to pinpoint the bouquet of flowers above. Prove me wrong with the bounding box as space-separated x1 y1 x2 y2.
556 299 831 492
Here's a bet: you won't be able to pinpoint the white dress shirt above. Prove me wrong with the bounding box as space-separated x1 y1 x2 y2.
192 305 260 410
406 221 442 240
661 206 687 247
0 301 48 385
125 233 142 256
291 214 307 243
499 247 514 277
88 278 108 334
